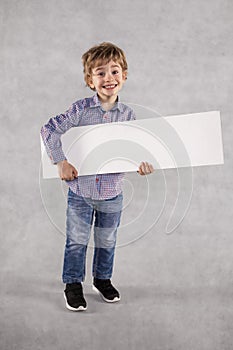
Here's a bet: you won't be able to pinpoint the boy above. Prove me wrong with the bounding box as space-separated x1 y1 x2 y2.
41 42 154 311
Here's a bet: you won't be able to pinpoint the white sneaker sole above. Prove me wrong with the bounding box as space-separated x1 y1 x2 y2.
63 292 87 311
92 285 121 303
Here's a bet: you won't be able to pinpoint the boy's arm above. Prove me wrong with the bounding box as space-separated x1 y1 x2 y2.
41 102 83 179
41 102 82 164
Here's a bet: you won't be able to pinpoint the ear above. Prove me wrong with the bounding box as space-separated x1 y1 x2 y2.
87 75 95 89
122 70 128 81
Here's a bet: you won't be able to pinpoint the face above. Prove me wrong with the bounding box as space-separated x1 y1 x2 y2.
88 60 127 102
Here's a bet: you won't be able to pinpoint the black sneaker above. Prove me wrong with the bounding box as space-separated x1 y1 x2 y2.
93 278 120 303
64 283 87 311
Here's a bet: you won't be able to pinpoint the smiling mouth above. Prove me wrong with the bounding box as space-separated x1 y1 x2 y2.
103 84 117 89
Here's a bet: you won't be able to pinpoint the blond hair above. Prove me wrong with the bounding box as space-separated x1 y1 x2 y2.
82 42 128 90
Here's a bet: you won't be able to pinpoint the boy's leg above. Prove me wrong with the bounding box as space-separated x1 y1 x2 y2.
62 189 94 284
92 193 123 280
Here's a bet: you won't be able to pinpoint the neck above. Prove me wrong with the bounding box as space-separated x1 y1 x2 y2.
97 94 118 111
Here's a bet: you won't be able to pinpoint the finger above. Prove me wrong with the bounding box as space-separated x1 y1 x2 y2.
149 164 154 173
139 166 146 175
143 162 154 174
143 162 149 174
73 169 78 178
61 175 72 181
144 162 150 174
140 162 146 174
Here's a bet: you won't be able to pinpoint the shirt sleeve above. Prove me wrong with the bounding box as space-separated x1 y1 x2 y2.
40 101 83 164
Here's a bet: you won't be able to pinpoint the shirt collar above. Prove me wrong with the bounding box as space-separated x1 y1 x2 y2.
90 93 124 113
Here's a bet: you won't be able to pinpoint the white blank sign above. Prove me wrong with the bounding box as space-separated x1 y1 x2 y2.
41 111 224 178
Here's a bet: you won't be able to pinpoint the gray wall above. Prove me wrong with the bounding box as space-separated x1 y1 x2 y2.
1 1 232 350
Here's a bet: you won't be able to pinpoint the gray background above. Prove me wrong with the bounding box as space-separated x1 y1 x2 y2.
1 0 232 349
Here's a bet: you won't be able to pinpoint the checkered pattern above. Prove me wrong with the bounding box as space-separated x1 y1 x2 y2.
41 93 136 199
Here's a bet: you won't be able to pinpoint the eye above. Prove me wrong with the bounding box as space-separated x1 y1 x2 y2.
112 70 119 75
97 72 105 77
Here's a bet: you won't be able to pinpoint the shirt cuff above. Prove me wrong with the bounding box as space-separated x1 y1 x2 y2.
49 149 67 164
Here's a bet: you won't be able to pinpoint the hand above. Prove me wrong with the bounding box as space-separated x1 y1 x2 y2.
137 161 154 176
57 160 78 181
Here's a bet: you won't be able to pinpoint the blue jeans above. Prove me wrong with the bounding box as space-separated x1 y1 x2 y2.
62 189 123 283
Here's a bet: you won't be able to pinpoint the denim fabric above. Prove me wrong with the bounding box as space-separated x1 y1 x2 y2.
62 188 123 283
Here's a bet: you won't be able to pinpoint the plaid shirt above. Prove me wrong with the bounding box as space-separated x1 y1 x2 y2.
41 93 136 199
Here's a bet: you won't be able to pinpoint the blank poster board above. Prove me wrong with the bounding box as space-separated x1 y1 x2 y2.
40 111 224 178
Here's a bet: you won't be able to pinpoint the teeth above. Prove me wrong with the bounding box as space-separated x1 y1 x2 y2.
104 85 116 89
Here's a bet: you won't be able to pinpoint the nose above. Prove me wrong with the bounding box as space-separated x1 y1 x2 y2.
105 71 114 82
